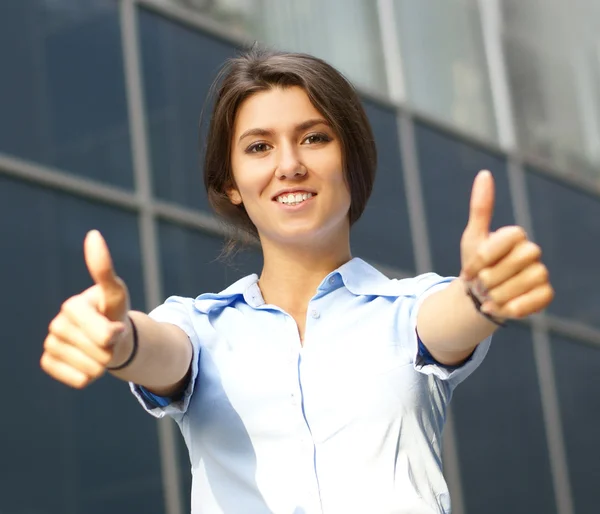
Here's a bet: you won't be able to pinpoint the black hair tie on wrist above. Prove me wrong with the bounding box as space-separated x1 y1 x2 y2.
107 315 139 371
465 287 507 328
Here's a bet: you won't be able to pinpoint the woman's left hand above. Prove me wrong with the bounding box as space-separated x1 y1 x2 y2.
459 170 554 320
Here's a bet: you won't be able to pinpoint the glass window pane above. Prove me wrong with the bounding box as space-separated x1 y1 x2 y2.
0 175 161 514
171 0 387 96
157 221 264 511
352 100 415 272
395 0 497 141
551 334 600 514
158 223 263 299
415 122 514 276
502 0 600 179
0 0 134 188
138 8 237 211
250 0 387 96
526 169 600 328
452 324 557 514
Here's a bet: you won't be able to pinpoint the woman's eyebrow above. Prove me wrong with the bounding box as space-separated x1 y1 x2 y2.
295 118 330 132
238 118 330 143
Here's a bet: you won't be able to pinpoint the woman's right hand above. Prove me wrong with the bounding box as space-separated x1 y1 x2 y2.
40 230 131 389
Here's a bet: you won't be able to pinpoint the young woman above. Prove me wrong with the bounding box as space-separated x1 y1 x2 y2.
40 49 554 513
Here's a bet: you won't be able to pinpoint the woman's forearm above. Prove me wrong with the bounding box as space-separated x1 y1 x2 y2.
416 279 498 365
108 310 193 396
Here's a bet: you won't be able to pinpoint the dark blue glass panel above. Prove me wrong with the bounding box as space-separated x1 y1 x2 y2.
551 334 600 514
452 324 556 514
0 174 161 514
415 122 514 276
352 100 415 272
0 0 133 188
526 169 600 327
158 222 264 299
138 9 237 211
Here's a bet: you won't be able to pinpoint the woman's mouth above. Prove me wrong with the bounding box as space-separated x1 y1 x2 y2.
274 192 315 206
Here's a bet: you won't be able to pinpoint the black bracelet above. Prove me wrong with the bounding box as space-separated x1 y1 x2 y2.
107 315 139 371
465 286 507 328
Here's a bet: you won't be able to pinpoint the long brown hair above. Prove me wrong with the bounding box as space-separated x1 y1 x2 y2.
203 47 377 244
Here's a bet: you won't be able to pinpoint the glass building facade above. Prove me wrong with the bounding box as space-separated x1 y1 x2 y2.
1 1 598 513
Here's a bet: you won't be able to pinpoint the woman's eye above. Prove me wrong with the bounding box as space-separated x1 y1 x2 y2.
302 133 330 145
247 142 271 153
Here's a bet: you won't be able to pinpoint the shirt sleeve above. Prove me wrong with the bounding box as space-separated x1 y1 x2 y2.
405 273 492 388
129 296 201 421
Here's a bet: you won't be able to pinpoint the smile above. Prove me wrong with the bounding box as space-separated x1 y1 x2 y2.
275 192 314 206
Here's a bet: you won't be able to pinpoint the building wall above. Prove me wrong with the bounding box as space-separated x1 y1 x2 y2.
1 1 598 514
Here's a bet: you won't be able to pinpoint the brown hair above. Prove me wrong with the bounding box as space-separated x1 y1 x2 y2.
203 47 377 243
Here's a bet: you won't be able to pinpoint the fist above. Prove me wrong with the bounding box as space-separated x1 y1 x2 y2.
40 230 131 388
460 171 554 319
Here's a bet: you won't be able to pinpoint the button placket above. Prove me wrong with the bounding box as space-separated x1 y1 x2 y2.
284 315 301 409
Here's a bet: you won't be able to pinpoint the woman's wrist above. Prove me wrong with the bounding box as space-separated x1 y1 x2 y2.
461 277 507 327
106 315 137 371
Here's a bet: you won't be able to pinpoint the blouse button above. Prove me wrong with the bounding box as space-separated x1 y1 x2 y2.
310 309 320 319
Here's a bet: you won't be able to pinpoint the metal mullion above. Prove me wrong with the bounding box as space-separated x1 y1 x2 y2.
478 6 574 510
397 109 467 514
544 314 600 350
0 152 140 210
120 2 184 514
477 0 516 151
507 155 575 514
379 0 466 507
376 0 407 103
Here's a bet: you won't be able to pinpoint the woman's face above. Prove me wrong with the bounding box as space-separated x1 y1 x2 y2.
229 86 351 248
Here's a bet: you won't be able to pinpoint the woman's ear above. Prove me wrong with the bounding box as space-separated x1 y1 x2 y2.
226 187 243 205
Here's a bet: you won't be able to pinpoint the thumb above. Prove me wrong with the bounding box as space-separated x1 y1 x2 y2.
84 230 127 320
464 170 495 240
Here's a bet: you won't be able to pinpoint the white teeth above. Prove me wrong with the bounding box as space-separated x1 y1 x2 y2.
276 192 314 205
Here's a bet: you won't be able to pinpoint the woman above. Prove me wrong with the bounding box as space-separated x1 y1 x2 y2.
40 49 553 513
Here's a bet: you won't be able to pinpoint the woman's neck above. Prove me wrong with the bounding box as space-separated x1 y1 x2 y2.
257 237 351 316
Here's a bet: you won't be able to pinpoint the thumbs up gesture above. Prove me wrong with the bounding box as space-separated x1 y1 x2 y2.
40 231 131 388
460 171 554 320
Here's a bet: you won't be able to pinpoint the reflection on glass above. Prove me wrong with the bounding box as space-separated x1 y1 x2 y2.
170 0 388 96
502 0 600 179
0 0 134 187
394 0 497 141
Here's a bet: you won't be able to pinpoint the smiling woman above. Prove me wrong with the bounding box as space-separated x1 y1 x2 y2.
228 87 351 254
40 47 554 514
203 50 377 245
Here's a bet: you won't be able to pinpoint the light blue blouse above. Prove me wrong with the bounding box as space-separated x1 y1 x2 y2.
131 258 491 513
